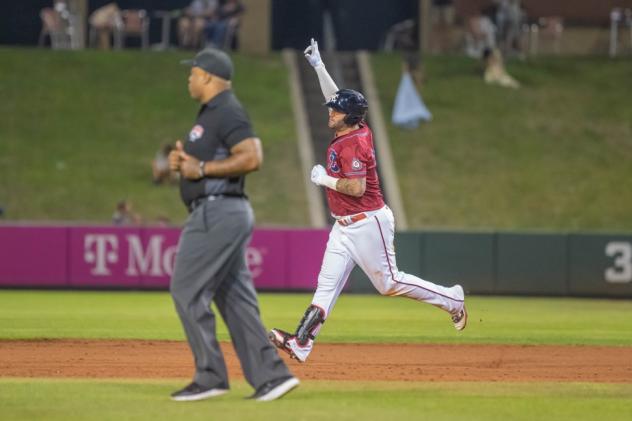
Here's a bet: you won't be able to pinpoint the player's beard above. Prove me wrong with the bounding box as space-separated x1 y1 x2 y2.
328 117 346 132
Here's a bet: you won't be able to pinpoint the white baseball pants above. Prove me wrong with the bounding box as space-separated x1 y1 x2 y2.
312 206 465 318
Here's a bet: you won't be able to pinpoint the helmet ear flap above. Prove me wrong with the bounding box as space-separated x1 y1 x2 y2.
343 113 364 126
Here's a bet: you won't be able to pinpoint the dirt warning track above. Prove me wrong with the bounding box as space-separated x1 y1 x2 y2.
1 340 631 383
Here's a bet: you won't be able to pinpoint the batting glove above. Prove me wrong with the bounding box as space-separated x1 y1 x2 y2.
304 38 323 68
311 164 338 190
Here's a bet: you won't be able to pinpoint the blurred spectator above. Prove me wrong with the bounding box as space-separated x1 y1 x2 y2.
403 51 425 91
464 13 496 58
154 215 172 227
152 143 178 185
431 0 455 52
0 206 4 218
89 2 121 49
112 200 141 225
204 0 245 49
382 19 424 88
496 0 525 57
483 48 520 89
384 19 416 51
177 0 218 49
39 1 72 49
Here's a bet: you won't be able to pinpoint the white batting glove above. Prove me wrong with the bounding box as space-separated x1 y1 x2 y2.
304 38 323 68
311 164 338 190
310 164 326 185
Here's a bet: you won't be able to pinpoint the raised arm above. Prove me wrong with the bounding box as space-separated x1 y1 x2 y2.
304 38 338 100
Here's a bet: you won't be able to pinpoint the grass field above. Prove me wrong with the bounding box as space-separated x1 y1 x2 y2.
0 47 308 226
372 54 632 230
1 291 632 345
1 291 631 420
2 379 630 421
2 48 632 417
1 48 631 230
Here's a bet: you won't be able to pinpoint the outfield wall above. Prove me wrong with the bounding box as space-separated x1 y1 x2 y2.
0 225 631 297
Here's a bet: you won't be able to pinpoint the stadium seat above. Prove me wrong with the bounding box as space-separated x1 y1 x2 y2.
38 7 71 49
113 9 150 49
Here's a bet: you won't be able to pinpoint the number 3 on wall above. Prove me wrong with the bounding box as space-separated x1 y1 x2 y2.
605 242 632 283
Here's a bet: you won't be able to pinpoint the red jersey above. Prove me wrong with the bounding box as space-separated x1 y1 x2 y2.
325 124 385 216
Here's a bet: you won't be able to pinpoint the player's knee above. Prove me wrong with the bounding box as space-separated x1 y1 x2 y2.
373 273 399 296
372 280 388 295
381 283 400 296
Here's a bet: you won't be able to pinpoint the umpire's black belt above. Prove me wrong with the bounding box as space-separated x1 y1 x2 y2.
188 194 245 212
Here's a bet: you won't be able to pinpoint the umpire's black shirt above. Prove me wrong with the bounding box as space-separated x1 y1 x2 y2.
180 89 255 209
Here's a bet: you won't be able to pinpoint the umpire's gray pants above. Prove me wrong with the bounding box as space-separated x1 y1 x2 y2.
170 197 291 389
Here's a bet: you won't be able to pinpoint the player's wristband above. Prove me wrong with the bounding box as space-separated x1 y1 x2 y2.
320 174 338 191
198 161 205 178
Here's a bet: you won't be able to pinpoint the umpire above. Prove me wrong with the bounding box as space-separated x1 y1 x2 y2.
168 48 299 402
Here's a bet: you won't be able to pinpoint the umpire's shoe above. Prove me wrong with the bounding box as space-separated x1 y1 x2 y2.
170 381 229 401
268 328 311 363
247 376 300 402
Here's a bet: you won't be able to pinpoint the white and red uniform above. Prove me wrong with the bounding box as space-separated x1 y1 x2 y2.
325 124 384 216
308 124 465 344
272 43 466 362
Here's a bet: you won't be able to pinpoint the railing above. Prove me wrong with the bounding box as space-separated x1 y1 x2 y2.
610 8 632 57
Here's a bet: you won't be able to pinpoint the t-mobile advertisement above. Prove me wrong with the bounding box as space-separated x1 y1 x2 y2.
0 226 329 290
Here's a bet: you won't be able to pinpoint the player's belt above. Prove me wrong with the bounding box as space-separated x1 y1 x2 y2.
188 193 245 212
337 213 368 226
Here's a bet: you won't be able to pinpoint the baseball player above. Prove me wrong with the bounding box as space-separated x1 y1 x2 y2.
269 39 467 363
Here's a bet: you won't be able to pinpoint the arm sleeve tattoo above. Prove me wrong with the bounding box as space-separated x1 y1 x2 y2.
335 178 366 197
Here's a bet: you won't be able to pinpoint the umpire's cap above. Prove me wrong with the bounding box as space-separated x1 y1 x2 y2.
324 89 368 125
181 48 233 81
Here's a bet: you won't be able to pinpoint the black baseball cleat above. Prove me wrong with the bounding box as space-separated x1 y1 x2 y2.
170 381 229 401
246 376 300 402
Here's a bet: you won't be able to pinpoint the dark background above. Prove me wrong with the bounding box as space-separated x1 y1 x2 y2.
0 0 418 50
3 0 631 49
271 0 418 50
0 0 189 46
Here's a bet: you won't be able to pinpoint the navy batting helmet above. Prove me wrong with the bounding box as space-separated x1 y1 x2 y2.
324 89 368 126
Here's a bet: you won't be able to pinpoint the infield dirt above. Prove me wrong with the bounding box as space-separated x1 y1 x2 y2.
1 340 631 383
